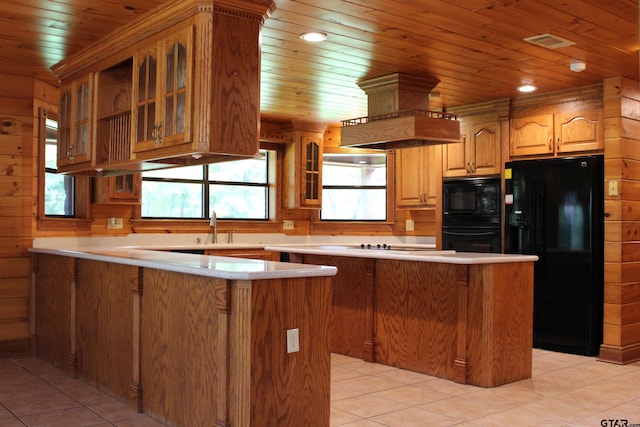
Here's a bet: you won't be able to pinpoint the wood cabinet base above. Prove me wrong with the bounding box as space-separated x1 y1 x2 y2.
33 254 331 426
300 254 534 388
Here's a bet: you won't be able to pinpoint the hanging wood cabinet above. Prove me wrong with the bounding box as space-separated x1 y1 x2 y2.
57 74 94 172
52 0 275 176
93 174 141 204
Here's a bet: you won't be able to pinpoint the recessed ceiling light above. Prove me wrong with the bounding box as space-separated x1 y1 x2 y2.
517 84 537 93
300 32 327 42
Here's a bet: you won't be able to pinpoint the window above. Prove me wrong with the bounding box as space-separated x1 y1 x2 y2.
41 112 75 216
320 153 387 221
142 151 271 219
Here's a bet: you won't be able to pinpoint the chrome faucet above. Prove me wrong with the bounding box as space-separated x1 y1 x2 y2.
210 210 217 244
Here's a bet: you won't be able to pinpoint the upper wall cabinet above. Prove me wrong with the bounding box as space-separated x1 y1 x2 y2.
283 129 324 209
510 109 603 157
509 86 604 158
58 74 95 171
443 119 501 178
445 99 509 179
132 26 193 154
52 0 275 175
554 109 604 154
509 114 554 156
396 145 439 209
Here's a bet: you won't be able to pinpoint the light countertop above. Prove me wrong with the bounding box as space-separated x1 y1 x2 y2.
29 247 337 280
265 245 539 265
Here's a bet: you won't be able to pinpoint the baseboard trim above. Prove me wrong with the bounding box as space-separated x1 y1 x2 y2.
599 343 640 365
0 338 30 357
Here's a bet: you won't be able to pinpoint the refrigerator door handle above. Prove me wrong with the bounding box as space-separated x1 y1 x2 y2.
536 189 544 251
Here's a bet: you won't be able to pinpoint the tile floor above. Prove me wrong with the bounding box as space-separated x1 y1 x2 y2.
1 349 640 426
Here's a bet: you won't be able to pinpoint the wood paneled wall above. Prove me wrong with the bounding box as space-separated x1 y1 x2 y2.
600 77 640 364
0 75 36 354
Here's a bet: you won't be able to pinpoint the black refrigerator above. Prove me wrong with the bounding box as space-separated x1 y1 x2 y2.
504 155 604 356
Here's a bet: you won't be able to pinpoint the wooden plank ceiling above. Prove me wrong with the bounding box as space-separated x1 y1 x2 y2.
1 0 638 125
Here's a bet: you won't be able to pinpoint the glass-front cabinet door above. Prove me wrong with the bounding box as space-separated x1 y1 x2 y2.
132 26 193 153
302 136 322 207
57 74 94 168
132 44 159 152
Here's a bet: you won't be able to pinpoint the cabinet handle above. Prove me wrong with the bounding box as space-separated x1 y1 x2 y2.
152 124 163 146
548 138 552 150
66 144 75 161
470 161 475 173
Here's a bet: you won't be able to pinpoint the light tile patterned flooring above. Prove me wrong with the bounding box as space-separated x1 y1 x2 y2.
1 349 640 426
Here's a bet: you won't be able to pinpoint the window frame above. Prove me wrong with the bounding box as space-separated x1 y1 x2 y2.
37 105 91 231
140 150 272 220
311 147 395 232
320 151 389 222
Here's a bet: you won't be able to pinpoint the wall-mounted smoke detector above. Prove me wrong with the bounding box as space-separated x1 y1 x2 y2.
523 33 576 49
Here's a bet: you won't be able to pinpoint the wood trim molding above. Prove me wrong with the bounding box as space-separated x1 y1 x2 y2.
599 343 640 365
0 339 30 357
453 265 469 384
510 83 603 110
129 268 143 412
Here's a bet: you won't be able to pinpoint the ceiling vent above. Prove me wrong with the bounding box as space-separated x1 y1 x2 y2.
340 73 460 150
523 33 576 49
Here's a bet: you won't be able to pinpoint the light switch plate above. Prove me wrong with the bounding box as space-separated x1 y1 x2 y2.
286 328 299 353
406 219 415 231
608 180 619 196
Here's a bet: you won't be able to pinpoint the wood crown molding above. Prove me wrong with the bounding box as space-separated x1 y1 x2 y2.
51 0 275 81
510 83 604 110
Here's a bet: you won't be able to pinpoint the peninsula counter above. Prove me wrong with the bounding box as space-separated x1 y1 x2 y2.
29 247 337 427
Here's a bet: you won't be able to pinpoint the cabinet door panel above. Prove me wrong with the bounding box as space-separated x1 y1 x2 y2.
58 87 73 166
442 138 467 177
162 27 192 146
471 122 500 175
510 114 553 156
57 75 94 168
132 44 160 152
396 147 425 207
555 109 603 153
132 25 193 154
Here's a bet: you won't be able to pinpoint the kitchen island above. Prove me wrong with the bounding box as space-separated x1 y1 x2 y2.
266 245 538 388
29 247 337 427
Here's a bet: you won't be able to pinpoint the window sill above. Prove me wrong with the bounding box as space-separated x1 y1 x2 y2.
38 217 92 232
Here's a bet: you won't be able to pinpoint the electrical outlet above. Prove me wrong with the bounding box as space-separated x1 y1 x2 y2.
283 220 295 230
406 219 415 231
286 328 299 353
107 217 124 230
608 180 619 196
